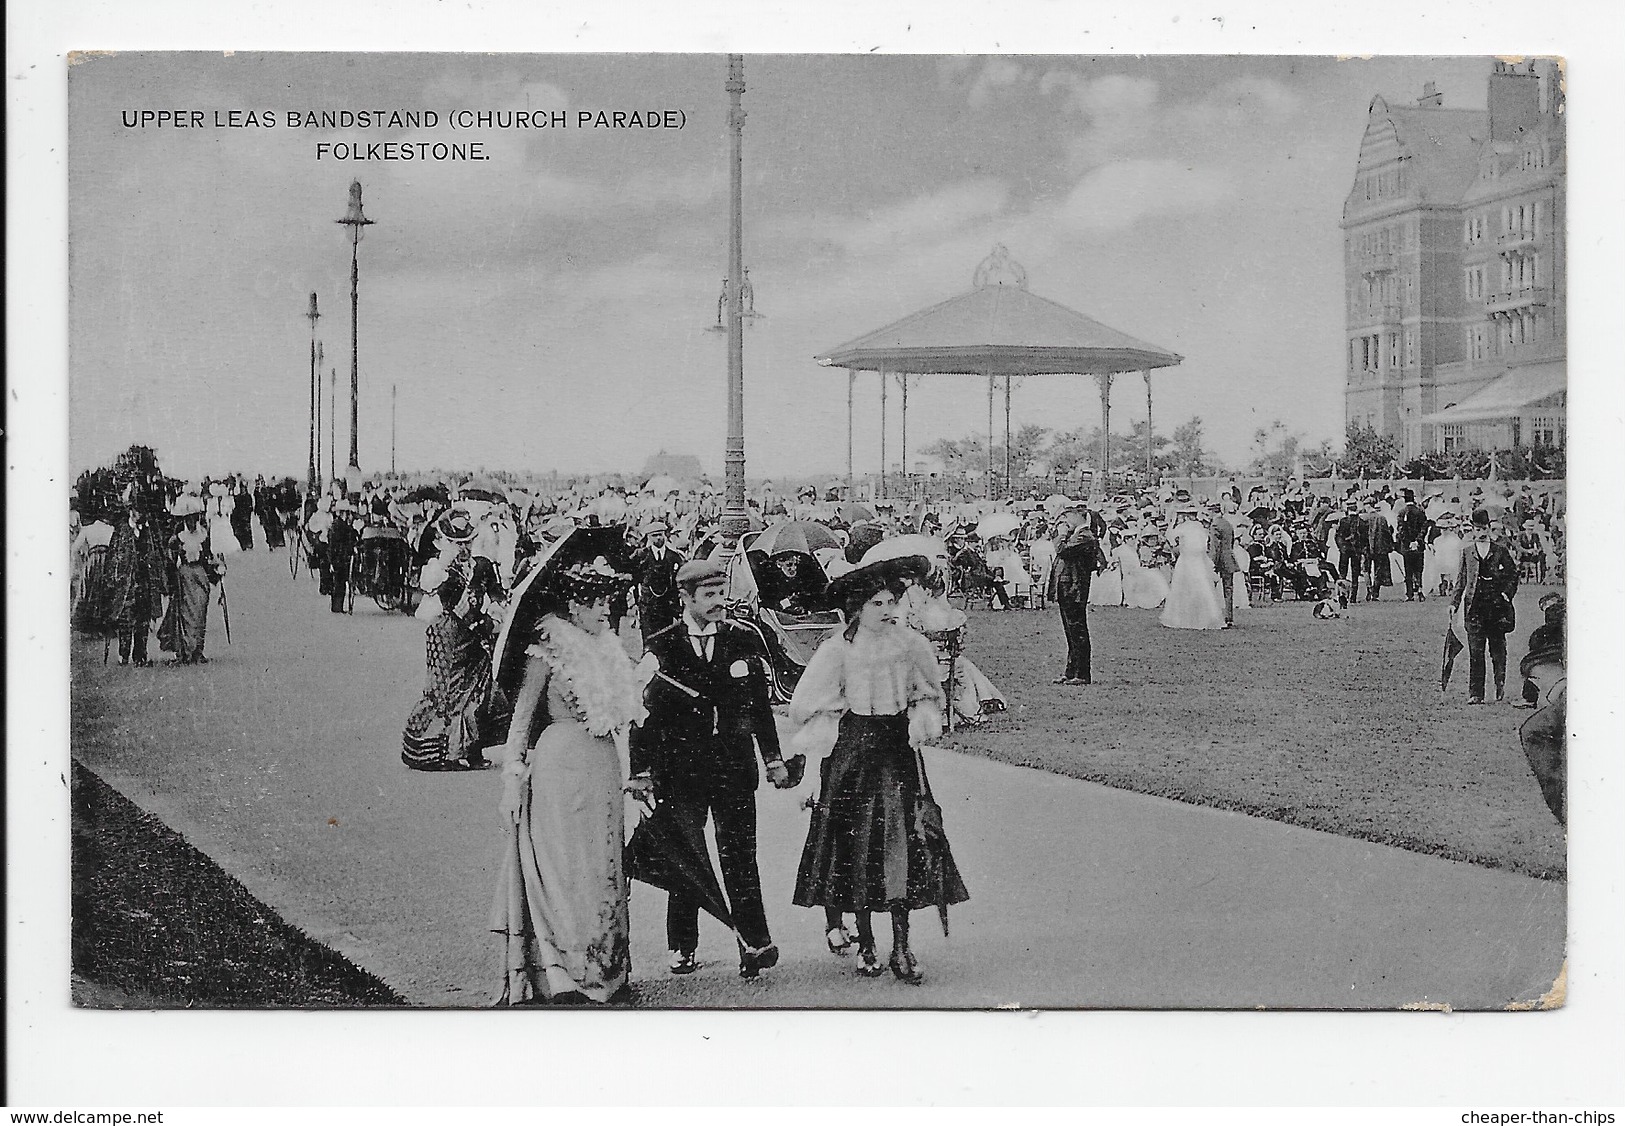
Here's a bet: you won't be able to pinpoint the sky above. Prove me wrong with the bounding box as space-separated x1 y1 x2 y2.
68 52 1500 482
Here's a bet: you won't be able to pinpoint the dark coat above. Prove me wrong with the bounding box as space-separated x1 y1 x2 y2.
1451 540 1520 634
1335 513 1367 556
1395 502 1429 553
1049 523 1103 603
1367 512 1396 557
1209 515 1238 576
97 518 166 625
630 618 784 799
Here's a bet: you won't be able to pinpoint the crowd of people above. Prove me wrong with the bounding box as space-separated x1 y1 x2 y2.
69 462 1567 1003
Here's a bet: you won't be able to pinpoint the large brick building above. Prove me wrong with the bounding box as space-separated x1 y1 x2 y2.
1341 60 1565 457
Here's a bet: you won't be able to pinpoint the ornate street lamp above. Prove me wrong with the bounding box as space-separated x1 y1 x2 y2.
717 55 750 561
306 293 321 493
335 181 375 482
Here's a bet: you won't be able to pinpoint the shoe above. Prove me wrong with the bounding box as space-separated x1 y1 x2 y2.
1510 699 1537 710
739 943 779 979
855 943 884 978
117 656 130 666
132 658 153 668
1494 686 1506 703
1050 676 1072 685
668 951 697 975
1467 696 1485 706
193 654 209 664
165 657 190 666
1221 622 1234 630
889 947 924 985
826 926 854 956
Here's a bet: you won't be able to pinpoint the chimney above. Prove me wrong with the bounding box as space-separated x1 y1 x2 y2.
1417 81 1443 109
1488 60 1541 142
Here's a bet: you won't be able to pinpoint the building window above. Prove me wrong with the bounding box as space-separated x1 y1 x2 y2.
1530 414 1560 447
1442 424 1464 452
1404 329 1416 366
1388 332 1400 369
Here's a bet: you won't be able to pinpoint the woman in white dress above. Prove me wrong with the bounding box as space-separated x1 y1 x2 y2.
1025 526 1056 606
1160 513 1226 630
1088 530 1125 607
209 479 238 554
1423 516 1464 597
1118 532 1169 610
901 574 1007 723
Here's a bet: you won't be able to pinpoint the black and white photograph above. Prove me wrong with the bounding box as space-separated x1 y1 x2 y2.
11 1 1624 1107
60 48 1572 1013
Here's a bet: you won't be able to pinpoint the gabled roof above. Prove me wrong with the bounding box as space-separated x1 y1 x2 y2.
1369 99 1489 203
815 283 1183 375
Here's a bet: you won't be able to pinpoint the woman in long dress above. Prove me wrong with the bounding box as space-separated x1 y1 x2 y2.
1120 533 1170 609
1160 514 1226 630
1089 531 1125 607
901 572 1006 723
157 497 221 664
402 558 504 772
492 559 646 1005
209 480 238 554
789 557 968 984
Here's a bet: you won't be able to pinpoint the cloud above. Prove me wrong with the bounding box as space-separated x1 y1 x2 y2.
1055 159 1236 232
966 57 1032 109
1040 71 1160 119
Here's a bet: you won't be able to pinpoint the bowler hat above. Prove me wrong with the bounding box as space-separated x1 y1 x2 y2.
1470 509 1492 529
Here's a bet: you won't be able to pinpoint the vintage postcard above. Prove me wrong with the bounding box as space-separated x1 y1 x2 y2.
63 50 1567 1018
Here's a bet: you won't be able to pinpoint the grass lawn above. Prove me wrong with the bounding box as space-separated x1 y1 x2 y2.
71 761 405 1007
941 583 1566 881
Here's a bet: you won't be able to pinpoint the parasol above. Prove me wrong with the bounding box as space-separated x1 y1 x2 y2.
748 520 840 557
860 534 951 570
976 512 1022 540
1247 505 1276 525
402 483 451 505
457 484 508 504
624 801 734 928
838 502 874 524
643 474 681 496
487 525 635 746
1042 494 1073 512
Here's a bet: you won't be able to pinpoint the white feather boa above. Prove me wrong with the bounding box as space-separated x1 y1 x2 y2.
528 615 648 739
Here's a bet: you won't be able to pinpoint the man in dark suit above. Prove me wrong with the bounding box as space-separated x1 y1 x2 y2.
631 520 685 647
1365 497 1396 601
1334 500 1367 604
1049 503 1104 685
1451 508 1521 704
1395 488 1429 601
1209 496 1239 628
326 501 359 613
630 558 794 978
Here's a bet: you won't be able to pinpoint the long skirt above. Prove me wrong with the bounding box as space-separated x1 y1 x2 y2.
793 712 969 914
157 562 210 659
492 718 630 1003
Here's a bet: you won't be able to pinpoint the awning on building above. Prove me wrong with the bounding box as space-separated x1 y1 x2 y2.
1419 359 1566 424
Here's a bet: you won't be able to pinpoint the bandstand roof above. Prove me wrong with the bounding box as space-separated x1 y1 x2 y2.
815 251 1183 376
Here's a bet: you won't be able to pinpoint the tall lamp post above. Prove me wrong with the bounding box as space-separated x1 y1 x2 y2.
335 181 375 484
718 54 750 561
391 383 397 476
315 340 324 486
305 293 321 493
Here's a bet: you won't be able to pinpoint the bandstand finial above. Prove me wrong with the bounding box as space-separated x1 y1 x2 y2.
973 244 1028 290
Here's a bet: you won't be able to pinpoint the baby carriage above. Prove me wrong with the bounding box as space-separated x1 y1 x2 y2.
730 538 844 705
349 524 423 613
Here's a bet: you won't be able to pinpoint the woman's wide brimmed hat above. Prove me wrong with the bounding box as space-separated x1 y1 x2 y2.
554 556 634 603
171 494 205 517
827 554 932 611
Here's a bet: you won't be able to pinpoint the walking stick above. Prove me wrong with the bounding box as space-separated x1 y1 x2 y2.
217 579 233 644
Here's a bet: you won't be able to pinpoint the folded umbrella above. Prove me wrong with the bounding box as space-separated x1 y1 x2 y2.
1441 621 1464 691
624 800 734 928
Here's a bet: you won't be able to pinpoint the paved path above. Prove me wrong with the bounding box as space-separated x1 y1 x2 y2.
71 548 1564 1009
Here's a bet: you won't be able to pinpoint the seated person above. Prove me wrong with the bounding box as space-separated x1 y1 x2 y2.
1515 523 1547 582
1286 523 1331 600
950 536 1010 609
752 550 830 616
984 535 1033 603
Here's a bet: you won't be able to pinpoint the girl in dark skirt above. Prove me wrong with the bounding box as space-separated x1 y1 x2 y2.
788 556 968 984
